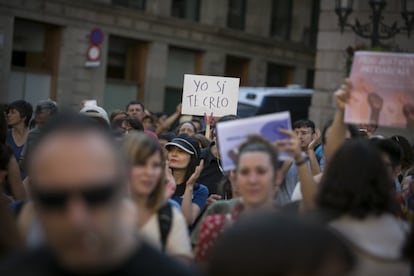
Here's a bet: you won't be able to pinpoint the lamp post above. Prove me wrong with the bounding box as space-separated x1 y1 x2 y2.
335 0 414 47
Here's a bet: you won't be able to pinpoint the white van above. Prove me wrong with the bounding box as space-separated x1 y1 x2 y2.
237 85 314 122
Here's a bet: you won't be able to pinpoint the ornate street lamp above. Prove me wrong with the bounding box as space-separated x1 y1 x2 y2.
335 0 414 47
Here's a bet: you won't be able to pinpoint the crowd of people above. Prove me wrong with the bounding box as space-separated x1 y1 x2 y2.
0 78 414 276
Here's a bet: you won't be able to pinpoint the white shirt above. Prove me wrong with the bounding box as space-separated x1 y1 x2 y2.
141 207 193 258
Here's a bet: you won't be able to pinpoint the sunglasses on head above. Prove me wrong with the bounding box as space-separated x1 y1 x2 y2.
31 181 119 210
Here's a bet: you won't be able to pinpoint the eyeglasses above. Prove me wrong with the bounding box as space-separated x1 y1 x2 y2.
31 181 119 211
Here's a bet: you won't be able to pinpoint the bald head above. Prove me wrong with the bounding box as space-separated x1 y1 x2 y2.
26 113 132 272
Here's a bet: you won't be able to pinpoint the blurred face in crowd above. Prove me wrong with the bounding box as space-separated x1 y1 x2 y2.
34 111 51 128
29 131 124 271
191 120 202 133
236 151 276 209
294 127 314 150
120 121 133 136
7 108 25 127
167 146 191 170
127 104 145 122
381 153 401 182
178 122 196 136
142 117 154 130
130 151 163 197
111 112 127 123
359 123 377 135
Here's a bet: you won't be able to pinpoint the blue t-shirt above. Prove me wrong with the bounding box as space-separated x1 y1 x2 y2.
171 183 209 211
6 129 24 162
168 199 182 210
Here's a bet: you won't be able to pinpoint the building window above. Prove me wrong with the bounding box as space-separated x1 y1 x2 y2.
10 19 61 104
171 0 200 21
225 55 249 86
270 0 292 39
105 35 147 113
165 47 201 115
227 0 246 30
306 69 314 88
266 63 294 87
112 0 146 10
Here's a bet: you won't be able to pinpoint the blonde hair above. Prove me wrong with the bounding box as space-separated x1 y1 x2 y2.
122 131 166 212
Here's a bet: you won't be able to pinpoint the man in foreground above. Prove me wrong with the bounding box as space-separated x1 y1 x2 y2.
0 113 194 275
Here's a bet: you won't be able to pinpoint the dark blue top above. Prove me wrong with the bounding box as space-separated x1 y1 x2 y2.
171 183 209 211
6 129 24 162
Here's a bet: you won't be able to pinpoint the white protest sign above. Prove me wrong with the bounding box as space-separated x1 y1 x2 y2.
216 111 292 172
181 74 240 117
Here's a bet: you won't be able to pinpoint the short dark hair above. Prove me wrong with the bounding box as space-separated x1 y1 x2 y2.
390 135 414 171
7 100 33 127
112 116 144 132
370 138 402 169
208 212 355 276
126 100 145 112
316 139 395 219
293 119 315 133
26 112 123 176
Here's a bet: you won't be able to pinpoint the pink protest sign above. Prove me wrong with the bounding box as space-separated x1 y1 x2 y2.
345 51 414 128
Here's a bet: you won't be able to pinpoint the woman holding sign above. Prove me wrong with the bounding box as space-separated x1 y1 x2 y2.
166 134 208 226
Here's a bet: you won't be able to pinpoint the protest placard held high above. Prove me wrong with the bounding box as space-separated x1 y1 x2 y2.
345 51 414 128
181 74 240 117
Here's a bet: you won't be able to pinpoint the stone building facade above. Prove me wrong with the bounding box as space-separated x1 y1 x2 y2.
311 0 414 139
0 0 318 115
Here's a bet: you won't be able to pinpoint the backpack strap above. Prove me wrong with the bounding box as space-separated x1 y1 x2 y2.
157 202 173 253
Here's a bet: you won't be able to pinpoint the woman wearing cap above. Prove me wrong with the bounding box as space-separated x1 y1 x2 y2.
166 134 208 226
122 132 192 260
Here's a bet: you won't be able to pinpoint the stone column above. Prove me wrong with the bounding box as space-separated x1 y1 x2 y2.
143 41 168 112
308 0 357 128
56 26 108 107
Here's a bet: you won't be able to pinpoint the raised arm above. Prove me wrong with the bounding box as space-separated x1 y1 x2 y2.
307 129 321 176
156 103 182 135
324 79 352 163
277 129 317 210
181 160 204 225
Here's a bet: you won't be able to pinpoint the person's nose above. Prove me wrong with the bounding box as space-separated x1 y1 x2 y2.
169 148 178 156
142 164 154 176
65 196 90 228
247 172 258 184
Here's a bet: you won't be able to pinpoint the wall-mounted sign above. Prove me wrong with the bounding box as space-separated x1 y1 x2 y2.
85 28 104 68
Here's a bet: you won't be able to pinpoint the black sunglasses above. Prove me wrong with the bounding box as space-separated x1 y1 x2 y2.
31 182 119 210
